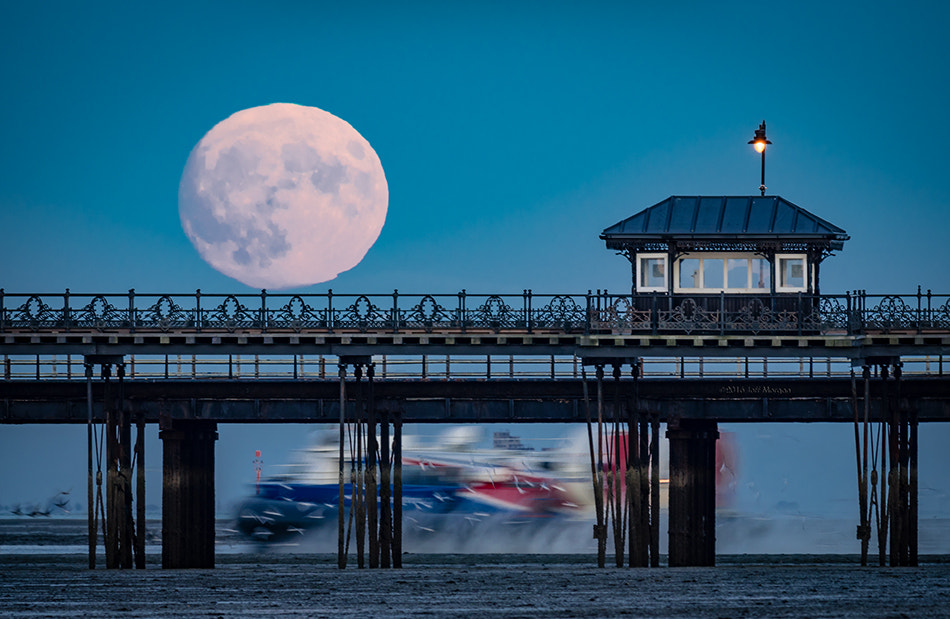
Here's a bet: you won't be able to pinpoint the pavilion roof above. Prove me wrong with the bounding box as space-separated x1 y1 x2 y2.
601 196 849 247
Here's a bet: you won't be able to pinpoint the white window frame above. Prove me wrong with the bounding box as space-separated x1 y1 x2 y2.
775 253 809 292
673 253 774 293
637 253 668 292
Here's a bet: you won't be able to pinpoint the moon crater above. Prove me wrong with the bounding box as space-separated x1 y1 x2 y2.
179 103 388 289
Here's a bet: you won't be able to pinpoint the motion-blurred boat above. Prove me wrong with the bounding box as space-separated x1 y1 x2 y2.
235 427 593 541
235 426 735 543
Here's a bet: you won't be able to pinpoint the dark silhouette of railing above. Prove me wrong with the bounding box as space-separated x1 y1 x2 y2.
1 288 947 336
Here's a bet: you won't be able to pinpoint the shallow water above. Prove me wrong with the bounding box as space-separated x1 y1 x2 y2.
2 553 950 618
2 519 949 617
5 515 950 556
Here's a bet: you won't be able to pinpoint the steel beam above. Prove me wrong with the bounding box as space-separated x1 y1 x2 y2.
2 331 948 360
3 377 950 423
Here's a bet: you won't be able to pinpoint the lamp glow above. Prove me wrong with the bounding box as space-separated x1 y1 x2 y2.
747 120 772 196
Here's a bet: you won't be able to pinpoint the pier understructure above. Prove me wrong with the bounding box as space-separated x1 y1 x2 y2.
1 288 949 569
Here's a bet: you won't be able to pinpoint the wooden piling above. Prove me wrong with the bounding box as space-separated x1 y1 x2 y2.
627 401 639 567
393 413 403 568
581 366 606 569
118 365 133 569
650 417 660 568
909 406 918 566
888 397 899 567
354 364 365 569
878 412 888 567
338 363 346 570
85 362 95 569
104 365 117 569
611 363 624 567
595 365 606 568
861 366 871 566
135 410 145 569
638 417 650 566
851 369 869 566
896 408 910 566
367 364 378 569
160 420 217 569
667 419 718 567
380 413 391 568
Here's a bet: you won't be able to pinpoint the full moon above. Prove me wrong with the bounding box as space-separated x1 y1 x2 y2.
178 103 388 289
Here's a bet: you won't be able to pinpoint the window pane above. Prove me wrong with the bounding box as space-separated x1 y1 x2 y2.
727 259 748 289
751 258 771 289
640 257 666 288
679 259 700 289
781 258 804 288
703 258 724 289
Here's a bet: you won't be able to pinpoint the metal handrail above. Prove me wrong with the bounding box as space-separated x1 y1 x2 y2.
2 353 944 381
0 288 947 336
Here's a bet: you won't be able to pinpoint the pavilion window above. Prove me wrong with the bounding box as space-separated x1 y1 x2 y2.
674 254 787 293
776 255 807 292
678 258 701 289
702 258 724 289
750 258 771 290
727 258 748 289
637 254 668 292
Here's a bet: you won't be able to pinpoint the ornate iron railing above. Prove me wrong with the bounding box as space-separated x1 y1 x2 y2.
0 288 947 336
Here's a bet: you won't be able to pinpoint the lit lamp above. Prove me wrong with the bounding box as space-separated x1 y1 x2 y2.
748 120 772 196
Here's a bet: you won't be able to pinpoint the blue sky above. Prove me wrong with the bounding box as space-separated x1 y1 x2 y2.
2 1 949 543
3 1 948 293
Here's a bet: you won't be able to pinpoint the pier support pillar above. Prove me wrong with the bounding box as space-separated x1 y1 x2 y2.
667 419 718 567
393 411 403 568
160 419 218 569
379 411 392 568
367 363 378 569
650 417 661 568
627 361 650 567
104 364 118 568
886 362 918 566
135 409 146 569
117 364 134 569
83 354 127 570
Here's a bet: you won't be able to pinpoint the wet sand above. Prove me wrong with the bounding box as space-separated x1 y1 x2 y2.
2 553 949 618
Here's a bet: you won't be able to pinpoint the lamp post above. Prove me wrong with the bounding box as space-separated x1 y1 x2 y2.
748 120 772 196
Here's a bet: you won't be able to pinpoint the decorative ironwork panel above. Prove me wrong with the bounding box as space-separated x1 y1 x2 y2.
137 295 192 332
815 297 849 332
7 295 58 331
659 298 720 334
269 296 326 332
930 298 950 330
727 298 798 334
74 295 125 331
590 297 652 334
337 295 389 332
469 295 518 332
401 295 454 333
533 295 587 332
865 296 916 332
201 295 257 332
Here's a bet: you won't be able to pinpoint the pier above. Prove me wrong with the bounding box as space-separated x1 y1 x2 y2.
3 195 950 569
2 288 948 569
